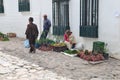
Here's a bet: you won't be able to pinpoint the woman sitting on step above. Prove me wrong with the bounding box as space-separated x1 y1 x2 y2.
64 30 76 49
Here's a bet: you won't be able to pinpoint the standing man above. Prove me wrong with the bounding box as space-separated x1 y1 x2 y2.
25 17 39 53
40 14 51 39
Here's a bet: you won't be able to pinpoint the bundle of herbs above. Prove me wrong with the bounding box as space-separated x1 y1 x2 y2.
64 50 78 54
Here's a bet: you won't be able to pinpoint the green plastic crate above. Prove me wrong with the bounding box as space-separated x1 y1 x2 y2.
93 41 105 53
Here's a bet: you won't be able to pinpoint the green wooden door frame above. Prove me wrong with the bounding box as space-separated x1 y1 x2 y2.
53 0 69 2
80 0 99 38
80 26 98 38
53 26 70 36
52 0 70 36
0 0 4 13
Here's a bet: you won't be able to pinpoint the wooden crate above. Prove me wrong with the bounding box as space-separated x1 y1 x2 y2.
7 33 16 38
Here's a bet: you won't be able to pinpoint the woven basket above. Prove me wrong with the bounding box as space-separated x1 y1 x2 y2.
0 37 3 41
39 45 53 51
53 46 68 52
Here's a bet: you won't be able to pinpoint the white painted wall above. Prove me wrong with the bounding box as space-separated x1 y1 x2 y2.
0 0 52 38
69 0 120 54
38 0 52 35
99 0 120 55
69 0 98 50
0 0 120 55
69 0 81 41
84 0 120 52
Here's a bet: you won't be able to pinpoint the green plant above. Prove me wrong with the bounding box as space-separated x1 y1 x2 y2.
36 38 55 45
0 32 9 41
64 50 78 54
103 43 109 53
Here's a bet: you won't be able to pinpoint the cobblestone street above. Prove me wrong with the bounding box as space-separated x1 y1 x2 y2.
0 38 120 80
0 51 72 80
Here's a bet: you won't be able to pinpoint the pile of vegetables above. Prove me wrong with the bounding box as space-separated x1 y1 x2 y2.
52 42 68 52
52 42 66 47
36 38 55 45
64 50 78 54
0 32 9 41
37 39 55 51
78 50 104 61
77 41 108 61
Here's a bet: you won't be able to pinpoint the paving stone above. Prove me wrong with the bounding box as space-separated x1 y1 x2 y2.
28 69 37 73
9 65 20 70
0 60 12 67
36 67 43 71
90 78 102 80
0 66 12 74
6 76 18 80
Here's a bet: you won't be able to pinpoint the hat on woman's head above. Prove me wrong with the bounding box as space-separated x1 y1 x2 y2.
65 30 71 34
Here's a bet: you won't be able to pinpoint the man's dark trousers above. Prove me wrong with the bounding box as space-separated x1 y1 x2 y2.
40 30 49 39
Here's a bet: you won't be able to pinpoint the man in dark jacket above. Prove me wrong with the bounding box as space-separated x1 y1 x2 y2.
40 14 51 39
25 17 39 53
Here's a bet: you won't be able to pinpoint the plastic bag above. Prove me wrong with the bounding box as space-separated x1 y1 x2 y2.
24 39 30 48
75 42 84 50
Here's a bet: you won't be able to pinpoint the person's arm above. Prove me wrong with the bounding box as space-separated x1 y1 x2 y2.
69 34 76 44
48 19 51 27
25 24 29 39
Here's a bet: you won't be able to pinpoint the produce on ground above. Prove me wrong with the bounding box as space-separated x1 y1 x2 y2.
37 39 55 51
52 42 66 47
0 32 9 41
36 38 55 45
7 33 16 38
78 50 105 61
53 43 68 52
39 45 53 51
64 50 79 54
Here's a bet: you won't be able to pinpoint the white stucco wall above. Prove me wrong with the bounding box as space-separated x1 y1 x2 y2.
99 0 120 56
81 0 120 53
69 0 98 50
69 0 120 55
0 0 52 38
69 0 80 40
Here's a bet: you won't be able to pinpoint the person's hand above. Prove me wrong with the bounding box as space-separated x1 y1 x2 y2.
26 35 28 39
